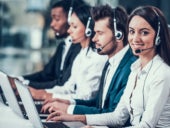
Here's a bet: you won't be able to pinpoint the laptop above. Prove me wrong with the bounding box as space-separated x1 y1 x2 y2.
0 71 24 118
14 79 85 128
0 71 47 118
0 86 6 103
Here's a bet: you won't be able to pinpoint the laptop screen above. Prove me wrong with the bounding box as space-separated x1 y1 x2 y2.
0 71 24 118
14 79 44 128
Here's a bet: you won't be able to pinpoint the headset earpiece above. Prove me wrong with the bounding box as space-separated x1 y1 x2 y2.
85 17 92 37
113 9 123 40
155 20 161 46
68 7 73 24
153 8 161 46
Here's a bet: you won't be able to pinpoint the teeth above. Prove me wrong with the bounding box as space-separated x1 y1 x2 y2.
133 44 144 46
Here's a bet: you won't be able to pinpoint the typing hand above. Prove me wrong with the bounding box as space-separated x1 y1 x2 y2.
81 126 93 128
46 111 69 122
29 87 52 101
81 126 108 128
47 111 87 124
43 98 70 106
41 100 69 114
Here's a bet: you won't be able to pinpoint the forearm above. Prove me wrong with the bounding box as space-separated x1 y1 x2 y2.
71 115 87 124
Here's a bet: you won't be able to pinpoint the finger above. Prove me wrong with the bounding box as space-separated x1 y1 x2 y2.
48 106 55 113
43 98 57 105
43 99 49 105
41 103 51 113
46 111 60 121
81 126 93 128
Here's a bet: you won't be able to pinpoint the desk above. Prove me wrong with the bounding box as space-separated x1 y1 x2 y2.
0 101 34 128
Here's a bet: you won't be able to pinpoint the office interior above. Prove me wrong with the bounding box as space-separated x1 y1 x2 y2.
0 0 170 76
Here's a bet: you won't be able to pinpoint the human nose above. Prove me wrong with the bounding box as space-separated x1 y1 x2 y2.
50 19 55 28
130 33 140 43
67 26 71 34
92 34 97 42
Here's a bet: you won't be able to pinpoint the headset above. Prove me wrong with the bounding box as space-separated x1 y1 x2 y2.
85 17 92 37
153 9 161 46
68 0 92 37
113 8 123 40
67 7 73 24
67 0 74 24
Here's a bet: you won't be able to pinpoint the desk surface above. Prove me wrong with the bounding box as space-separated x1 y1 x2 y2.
0 101 34 128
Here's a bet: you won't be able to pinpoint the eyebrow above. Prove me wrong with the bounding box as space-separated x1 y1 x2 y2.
129 27 150 31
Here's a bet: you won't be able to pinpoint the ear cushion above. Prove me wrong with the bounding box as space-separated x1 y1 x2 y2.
115 31 123 40
85 28 92 37
155 36 160 46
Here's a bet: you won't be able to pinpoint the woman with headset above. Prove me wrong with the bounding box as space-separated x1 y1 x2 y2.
43 0 107 101
46 5 170 128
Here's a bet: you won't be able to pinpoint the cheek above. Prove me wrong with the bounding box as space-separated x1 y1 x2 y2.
76 29 85 38
59 22 67 31
72 29 86 42
128 34 133 44
142 35 155 46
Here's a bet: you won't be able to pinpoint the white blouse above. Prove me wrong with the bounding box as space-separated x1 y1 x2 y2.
86 55 170 128
46 47 108 100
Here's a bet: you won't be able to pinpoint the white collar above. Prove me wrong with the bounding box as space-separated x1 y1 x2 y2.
109 45 129 67
64 36 72 48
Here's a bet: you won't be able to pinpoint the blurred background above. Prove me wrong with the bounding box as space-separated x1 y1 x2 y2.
0 0 170 76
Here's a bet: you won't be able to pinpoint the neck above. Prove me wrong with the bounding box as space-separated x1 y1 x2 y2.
108 41 124 58
80 38 90 48
140 52 156 68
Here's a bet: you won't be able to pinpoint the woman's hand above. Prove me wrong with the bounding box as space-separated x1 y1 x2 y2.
46 111 87 124
46 111 72 122
29 87 52 100
41 100 69 114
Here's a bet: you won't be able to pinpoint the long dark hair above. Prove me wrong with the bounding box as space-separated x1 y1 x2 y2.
128 6 170 66
72 0 95 50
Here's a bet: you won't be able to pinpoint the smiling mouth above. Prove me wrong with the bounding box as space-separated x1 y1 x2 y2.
132 43 144 46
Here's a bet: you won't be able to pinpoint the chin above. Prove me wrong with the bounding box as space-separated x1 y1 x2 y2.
55 33 68 39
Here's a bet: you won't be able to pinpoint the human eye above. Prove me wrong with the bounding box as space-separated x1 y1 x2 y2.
129 29 134 35
141 30 149 36
73 25 77 29
98 31 103 35
53 15 60 21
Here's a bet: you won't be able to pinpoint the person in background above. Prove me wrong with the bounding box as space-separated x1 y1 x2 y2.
21 0 81 99
46 5 170 128
28 0 107 101
41 5 136 118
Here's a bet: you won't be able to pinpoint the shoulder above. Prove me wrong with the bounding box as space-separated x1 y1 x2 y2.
149 56 170 86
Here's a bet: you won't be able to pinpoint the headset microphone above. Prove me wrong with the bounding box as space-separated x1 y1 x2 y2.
135 46 155 54
56 32 60 36
97 47 102 53
96 38 113 53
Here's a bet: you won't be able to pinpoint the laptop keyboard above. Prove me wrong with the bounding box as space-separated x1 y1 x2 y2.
43 122 69 128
